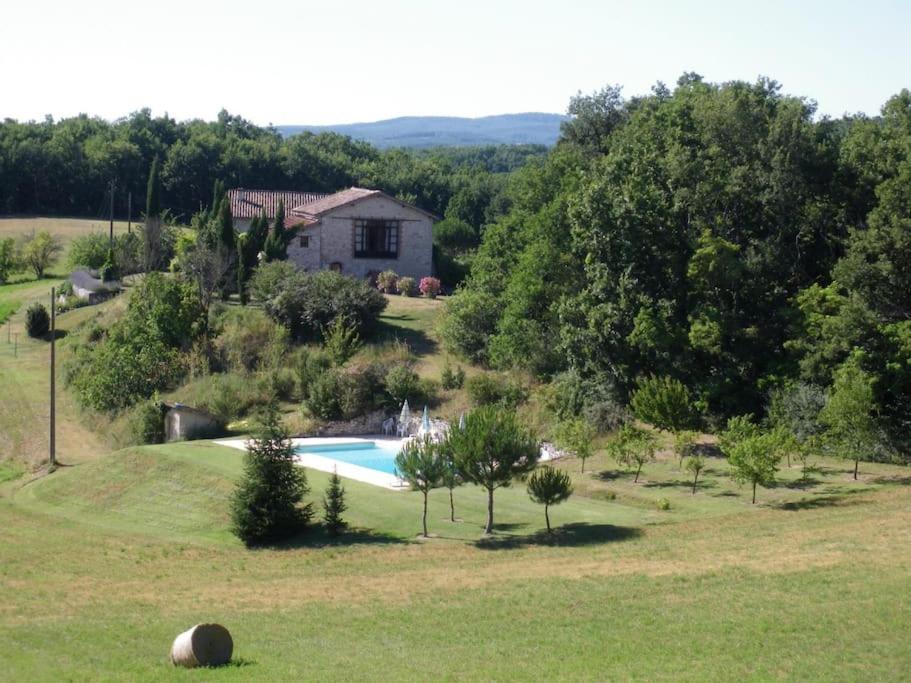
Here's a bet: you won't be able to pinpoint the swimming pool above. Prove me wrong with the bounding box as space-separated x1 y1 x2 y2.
294 440 402 476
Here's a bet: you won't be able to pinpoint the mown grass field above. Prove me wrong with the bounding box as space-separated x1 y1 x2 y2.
0 217 909 681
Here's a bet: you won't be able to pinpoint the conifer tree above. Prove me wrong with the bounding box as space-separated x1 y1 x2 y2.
322 469 348 536
231 404 312 546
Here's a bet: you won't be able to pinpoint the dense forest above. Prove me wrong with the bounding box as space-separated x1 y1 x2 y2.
0 109 545 227
443 75 911 456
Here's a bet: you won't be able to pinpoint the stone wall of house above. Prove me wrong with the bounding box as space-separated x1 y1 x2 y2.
285 224 322 271
288 195 433 281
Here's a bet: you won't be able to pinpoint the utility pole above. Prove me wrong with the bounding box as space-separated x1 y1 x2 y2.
127 191 132 234
108 179 116 247
50 287 56 469
13 333 17 357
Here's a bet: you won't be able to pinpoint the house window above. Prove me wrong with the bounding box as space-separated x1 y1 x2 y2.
299 235 310 248
354 219 399 259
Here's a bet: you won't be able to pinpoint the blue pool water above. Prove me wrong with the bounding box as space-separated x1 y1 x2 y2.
295 441 402 475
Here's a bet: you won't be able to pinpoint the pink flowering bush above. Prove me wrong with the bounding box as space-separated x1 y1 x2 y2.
419 276 441 298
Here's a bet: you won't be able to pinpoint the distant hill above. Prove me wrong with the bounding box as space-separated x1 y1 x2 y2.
277 113 567 148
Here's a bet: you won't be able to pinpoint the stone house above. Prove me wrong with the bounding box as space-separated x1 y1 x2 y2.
227 187 436 281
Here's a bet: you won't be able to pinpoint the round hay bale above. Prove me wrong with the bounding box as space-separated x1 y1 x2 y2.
170 623 233 668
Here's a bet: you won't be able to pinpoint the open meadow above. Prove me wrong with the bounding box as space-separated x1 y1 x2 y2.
0 257 909 681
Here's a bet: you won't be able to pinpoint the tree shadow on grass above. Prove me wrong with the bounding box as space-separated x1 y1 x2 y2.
42 329 67 341
595 470 626 482
643 478 717 490
266 526 408 550
783 477 822 490
374 318 438 357
770 494 866 512
473 523 642 550
869 475 911 486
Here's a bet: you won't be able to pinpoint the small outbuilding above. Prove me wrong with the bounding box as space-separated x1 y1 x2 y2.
163 402 223 442
69 270 120 304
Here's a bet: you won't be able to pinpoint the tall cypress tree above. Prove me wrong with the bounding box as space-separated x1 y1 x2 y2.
263 199 288 261
142 155 162 272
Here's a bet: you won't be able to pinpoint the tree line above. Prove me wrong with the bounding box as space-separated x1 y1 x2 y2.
442 75 911 458
0 108 543 240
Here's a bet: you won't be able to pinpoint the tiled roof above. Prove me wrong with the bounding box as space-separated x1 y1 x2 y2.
290 187 381 217
228 189 328 219
284 187 439 228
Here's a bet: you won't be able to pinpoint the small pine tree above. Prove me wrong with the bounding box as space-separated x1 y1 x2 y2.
323 317 361 366
322 469 348 536
231 405 312 546
527 466 573 532
395 436 445 537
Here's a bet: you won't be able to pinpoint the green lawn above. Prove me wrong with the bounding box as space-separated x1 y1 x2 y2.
0 229 909 680
1 438 909 681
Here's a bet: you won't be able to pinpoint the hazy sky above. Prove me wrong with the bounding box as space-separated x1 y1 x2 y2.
2 0 909 125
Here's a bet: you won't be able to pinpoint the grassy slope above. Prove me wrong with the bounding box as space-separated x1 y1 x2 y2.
1 441 909 681
1 223 909 678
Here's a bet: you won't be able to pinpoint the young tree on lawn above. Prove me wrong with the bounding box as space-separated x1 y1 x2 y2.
526 466 573 533
142 155 163 272
322 468 347 536
727 432 781 504
556 417 596 473
395 436 445 537
607 424 658 483
673 430 698 469
684 454 706 494
718 414 760 459
819 357 880 480
19 231 62 279
447 405 539 534
438 438 461 522
231 404 313 546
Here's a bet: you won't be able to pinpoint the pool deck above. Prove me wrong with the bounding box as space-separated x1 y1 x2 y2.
214 436 409 490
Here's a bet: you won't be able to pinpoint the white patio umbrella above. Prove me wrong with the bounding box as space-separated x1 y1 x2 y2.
420 405 431 435
400 400 411 424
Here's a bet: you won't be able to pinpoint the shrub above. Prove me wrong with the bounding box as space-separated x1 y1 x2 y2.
439 288 499 364
67 232 109 270
630 375 698 433
441 362 465 390
129 396 166 445
25 303 50 338
99 248 120 282
0 237 17 284
337 367 380 420
249 260 296 302
656 497 671 511
377 269 398 293
306 370 341 420
419 276 441 298
466 373 527 408
261 368 297 402
297 349 333 399
396 276 417 297
323 317 362 366
264 270 387 342
384 364 421 406
548 370 627 433
169 373 273 423
215 310 288 373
